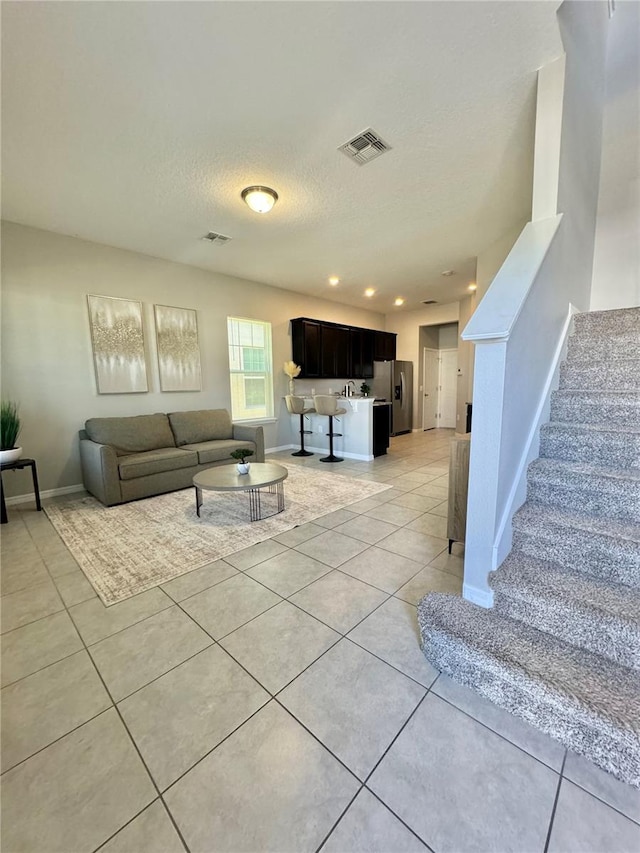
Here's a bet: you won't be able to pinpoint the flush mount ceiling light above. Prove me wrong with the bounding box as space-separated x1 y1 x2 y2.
468 283 478 292
394 297 405 306
328 276 340 286
241 186 278 214
441 269 455 277
364 288 376 297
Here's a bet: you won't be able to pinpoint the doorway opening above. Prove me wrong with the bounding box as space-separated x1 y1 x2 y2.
420 322 459 430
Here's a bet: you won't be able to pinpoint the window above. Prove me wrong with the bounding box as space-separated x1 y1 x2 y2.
227 317 274 421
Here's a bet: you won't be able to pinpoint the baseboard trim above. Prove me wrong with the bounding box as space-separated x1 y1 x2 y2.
265 445 294 454
463 583 494 609
5 483 86 507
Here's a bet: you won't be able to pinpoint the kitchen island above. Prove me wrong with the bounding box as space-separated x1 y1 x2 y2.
285 396 391 461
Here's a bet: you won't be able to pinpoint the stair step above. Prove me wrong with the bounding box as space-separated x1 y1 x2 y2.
540 421 640 467
559 358 640 391
417 593 640 787
512 502 640 589
567 332 640 363
573 307 640 335
527 458 640 522
490 552 640 670
550 390 640 427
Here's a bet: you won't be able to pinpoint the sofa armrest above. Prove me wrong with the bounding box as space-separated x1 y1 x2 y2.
232 424 265 462
79 438 122 506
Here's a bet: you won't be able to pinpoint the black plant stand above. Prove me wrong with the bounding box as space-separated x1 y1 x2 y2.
0 458 42 524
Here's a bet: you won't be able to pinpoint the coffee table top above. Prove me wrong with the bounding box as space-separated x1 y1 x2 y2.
193 462 288 492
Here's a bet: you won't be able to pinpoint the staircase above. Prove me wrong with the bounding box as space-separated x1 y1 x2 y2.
418 307 640 788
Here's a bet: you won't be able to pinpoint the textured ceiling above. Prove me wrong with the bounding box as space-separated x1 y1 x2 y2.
1 1 562 313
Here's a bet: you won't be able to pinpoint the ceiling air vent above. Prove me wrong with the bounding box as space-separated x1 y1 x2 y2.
201 231 231 244
339 128 391 166
422 300 438 305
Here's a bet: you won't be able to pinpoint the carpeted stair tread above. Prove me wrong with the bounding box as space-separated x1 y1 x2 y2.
567 334 640 362
559 359 640 392
514 501 640 544
550 390 640 427
573 307 640 333
490 552 640 669
512 501 639 588
527 458 640 522
540 421 640 467
418 593 640 787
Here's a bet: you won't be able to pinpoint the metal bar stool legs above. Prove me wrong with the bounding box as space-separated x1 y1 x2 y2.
321 414 344 463
291 412 314 457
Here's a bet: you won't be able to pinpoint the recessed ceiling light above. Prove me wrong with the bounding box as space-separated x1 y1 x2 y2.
468 283 477 292
328 276 340 286
394 297 405 306
241 186 278 214
364 288 376 297
441 269 455 277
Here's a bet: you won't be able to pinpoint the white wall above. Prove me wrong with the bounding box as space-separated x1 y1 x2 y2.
591 0 640 310
0 222 385 496
386 302 459 430
461 0 609 606
438 323 459 349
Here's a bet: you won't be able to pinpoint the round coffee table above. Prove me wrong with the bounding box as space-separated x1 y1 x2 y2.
193 463 288 522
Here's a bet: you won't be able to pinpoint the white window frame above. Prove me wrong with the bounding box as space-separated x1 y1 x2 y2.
227 316 274 422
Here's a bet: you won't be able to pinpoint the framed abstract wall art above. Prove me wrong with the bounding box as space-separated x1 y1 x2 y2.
87 295 148 394
154 304 202 392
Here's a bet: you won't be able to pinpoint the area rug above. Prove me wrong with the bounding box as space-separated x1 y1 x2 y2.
44 465 390 605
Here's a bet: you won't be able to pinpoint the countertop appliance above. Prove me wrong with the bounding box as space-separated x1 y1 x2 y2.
372 360 413 435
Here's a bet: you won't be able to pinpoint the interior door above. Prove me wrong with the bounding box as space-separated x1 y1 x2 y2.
422 348 438 429
438 349 458 428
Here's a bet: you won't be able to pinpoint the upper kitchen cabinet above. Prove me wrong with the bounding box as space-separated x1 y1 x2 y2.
374 330 397 361
290 318 393 379
291 318 322 377
321 323 351 378
350 327 375 379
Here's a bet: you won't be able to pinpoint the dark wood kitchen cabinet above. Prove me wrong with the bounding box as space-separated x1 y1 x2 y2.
291 319 322 378
374 330 397 361
321 324 351 379
290 317 391 379
350 328 375 379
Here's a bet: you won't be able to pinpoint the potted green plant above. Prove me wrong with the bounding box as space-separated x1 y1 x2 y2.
0 400 22 464
230 448 254 474
360 383 371 397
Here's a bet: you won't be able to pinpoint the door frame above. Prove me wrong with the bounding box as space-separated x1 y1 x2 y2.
438 347 458 428
422 347 439 430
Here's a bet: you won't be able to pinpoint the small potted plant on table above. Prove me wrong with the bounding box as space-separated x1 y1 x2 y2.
360 383 371 397
230 448 254 474
0 401 22 464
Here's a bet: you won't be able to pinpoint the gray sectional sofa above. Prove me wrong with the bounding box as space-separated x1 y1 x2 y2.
79 409 264 506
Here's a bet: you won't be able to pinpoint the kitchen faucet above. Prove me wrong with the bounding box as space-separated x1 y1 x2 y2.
343 380 356 397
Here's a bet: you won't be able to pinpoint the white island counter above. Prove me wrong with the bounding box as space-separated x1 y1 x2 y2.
285 396 390 461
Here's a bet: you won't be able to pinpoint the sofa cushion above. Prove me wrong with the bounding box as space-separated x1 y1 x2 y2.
168 409 233 446
85 414 176 456
182 439 255 465
118 448 198 480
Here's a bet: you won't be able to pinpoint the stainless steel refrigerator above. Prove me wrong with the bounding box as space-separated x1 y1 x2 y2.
372 360 413 435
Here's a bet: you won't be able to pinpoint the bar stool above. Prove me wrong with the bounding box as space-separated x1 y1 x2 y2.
313 395 347 463
285 395 316 457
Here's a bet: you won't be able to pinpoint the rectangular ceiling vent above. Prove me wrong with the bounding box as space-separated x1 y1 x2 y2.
422 300 438 305
339 128 391 166
201 231 231 244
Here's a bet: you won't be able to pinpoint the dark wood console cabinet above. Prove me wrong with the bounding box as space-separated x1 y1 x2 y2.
291 318 396 379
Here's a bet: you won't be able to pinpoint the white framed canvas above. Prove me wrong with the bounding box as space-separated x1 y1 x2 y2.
154 304 202 392
87 295 148 394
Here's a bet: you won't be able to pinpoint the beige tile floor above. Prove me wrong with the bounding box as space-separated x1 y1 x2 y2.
1 429 639 852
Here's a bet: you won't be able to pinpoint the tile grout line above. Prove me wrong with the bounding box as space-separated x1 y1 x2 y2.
19 521 194 853
543 751 568 853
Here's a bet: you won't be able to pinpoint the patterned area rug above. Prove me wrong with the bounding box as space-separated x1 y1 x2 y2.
44 465 390 605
